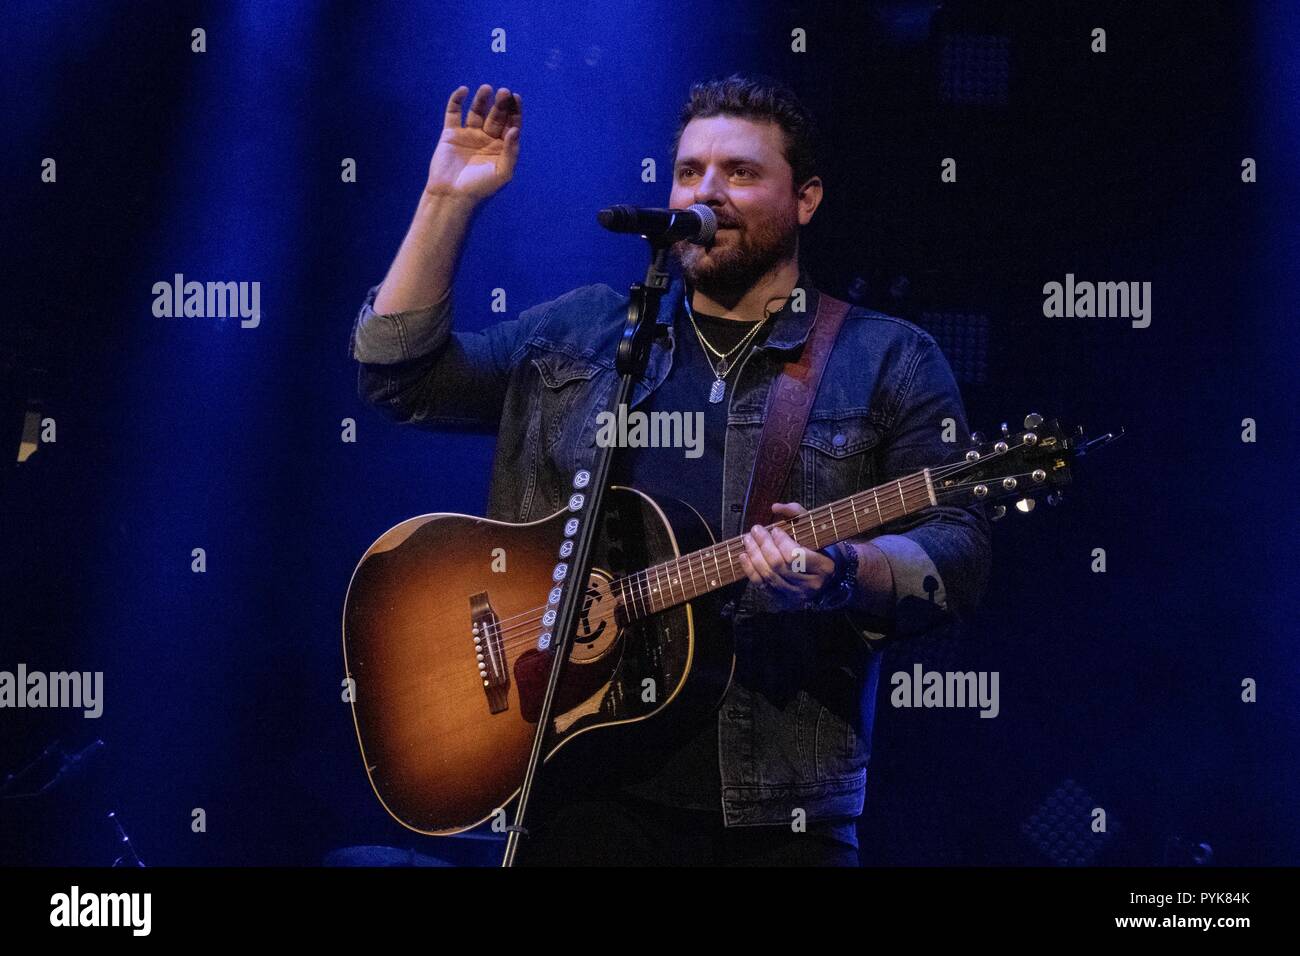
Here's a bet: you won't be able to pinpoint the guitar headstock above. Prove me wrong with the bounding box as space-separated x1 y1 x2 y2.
931 414 1124 520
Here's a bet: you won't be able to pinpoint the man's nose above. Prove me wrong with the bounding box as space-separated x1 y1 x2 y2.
693 168 727 205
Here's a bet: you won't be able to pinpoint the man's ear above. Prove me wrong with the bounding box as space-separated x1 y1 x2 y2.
796 176 823 224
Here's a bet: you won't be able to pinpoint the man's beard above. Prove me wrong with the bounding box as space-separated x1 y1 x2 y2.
670 205 799 302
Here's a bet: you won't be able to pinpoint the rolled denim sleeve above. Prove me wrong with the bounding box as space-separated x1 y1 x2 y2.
842 334 992 645
349 283 453 365
350 283 545 434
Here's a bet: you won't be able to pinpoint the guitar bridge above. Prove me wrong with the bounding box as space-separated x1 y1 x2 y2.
469 591 510 714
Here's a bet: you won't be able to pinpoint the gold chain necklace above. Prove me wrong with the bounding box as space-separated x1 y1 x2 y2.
684 297 773 404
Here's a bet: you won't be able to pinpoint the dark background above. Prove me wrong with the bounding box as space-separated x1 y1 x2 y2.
1 0 1295 865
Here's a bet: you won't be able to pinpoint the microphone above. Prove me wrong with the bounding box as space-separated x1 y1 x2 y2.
597 203 718 245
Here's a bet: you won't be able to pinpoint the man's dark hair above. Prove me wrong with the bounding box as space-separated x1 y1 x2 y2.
670 73 820 192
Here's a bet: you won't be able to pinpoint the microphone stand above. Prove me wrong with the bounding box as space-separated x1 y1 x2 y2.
501 239 673 867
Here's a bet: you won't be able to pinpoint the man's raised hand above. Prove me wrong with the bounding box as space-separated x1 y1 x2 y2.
425 84 522 203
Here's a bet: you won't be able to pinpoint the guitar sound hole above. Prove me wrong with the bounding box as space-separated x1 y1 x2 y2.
569 575 620 662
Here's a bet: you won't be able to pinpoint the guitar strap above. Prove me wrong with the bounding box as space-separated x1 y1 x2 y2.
739 289 854 534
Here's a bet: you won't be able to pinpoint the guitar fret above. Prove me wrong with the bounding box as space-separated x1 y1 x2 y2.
622 574 634 620
923 468 937 506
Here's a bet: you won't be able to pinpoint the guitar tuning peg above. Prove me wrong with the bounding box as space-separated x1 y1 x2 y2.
1000 422 1010 438
1023 412 1044 429
1046 491 1064 506
970 431 985 444
990 504 1007 521
1014 497 1036 513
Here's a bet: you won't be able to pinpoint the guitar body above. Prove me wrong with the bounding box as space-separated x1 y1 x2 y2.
342 485 735 835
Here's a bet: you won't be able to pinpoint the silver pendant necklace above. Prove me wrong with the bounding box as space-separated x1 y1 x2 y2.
709 377 726 405
684 297 770 404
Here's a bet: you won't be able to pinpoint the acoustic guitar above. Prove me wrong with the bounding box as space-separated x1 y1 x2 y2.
342 414 1116 834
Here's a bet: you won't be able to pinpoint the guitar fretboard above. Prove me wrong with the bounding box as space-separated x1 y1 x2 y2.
609 468 935 621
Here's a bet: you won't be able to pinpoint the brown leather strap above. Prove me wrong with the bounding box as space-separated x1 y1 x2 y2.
740 290 853 533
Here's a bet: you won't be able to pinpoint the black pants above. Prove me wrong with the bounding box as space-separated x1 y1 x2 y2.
514 793 861 867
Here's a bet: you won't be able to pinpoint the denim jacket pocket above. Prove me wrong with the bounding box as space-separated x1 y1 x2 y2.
799 415 881 507
815 704 867 778
531 351 606 454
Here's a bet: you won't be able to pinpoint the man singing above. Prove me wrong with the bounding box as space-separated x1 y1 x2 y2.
349 74 991 866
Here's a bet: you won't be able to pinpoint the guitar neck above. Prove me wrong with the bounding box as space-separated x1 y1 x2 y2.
612 468 936 622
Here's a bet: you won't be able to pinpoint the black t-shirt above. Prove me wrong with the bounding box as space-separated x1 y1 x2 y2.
607 298 771 811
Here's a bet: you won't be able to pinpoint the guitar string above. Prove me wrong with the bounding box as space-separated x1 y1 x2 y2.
367 472 1045 704
481 447 999 640
487 473 1029 653
485 467 1043 655
486 469 934 647
481 439 1033 644
360 440 1037 683
462 468 930 650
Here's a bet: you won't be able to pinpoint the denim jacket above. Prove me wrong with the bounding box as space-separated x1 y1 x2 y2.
349 270 991 827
